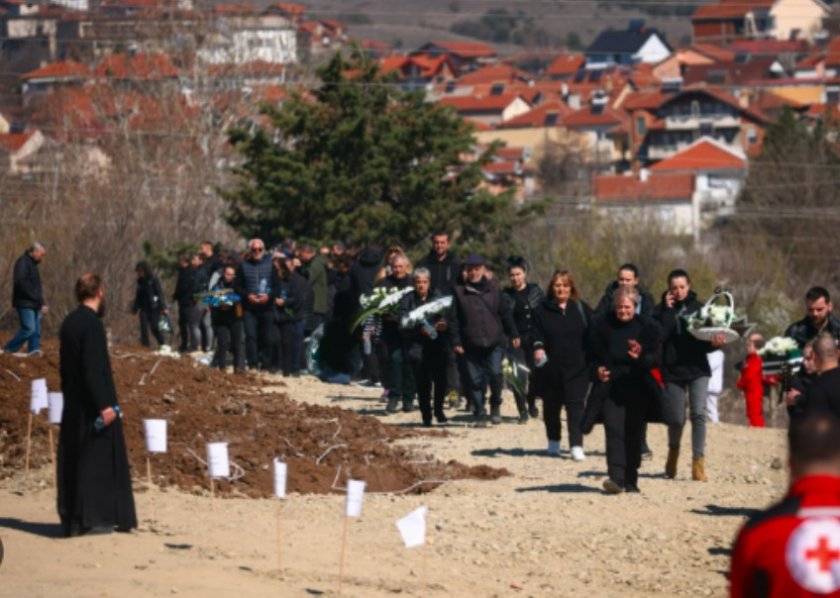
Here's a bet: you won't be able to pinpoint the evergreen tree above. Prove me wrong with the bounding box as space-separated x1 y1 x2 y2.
222 49 543 263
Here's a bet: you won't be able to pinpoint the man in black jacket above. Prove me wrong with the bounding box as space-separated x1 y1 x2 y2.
786 286 840 349
805 333 840 418
172 253 199 352
3 242 48 356
449 255 519 426
235 239 274 370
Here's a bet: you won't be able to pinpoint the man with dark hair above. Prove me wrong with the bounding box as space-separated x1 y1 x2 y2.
193 241 220 353
3 242 48 356
786 286 840 349
57 273 137 537
299 244 329 335
417 232 459 295
731 414 840 596
172 253 199 352
449 254 519 426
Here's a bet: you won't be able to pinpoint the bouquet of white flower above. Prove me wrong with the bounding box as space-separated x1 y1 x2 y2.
682 289 753 344
400 296 453 330
350 286 414 332
759 336 802 376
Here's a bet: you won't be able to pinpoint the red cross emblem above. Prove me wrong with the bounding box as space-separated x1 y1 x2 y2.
787 518 840 593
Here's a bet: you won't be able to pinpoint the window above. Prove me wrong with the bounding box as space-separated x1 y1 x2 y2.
544 113 558 126
691 100 700 119
747 126 757 144
636 116 646 136
490 83 504 96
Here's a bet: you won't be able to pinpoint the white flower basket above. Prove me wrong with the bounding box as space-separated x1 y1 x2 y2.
683 290 752 344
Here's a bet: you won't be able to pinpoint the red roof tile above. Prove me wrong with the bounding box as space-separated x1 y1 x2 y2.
650 138 746 171
267 3 306 18
498 100 570 128
94 53 179 79
806 103 840 120
545 53 585 77
826 37 840 67
428 40 497 59
438 93 528 114
563 103 627 129
726 39 807 54
692 0 772 20
620 90 670 111
0 131 34 153
594 172 695 202
457 64 531 85
22 60 89 81
691 43 736 63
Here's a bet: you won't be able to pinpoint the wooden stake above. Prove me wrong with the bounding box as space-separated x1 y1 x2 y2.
146 455 155 523
276 501 283 570
337 516 349 595
210 477 216 507
48 427 56 488
24 412 33 472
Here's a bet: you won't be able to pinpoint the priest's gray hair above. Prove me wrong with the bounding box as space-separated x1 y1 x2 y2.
29 241 44 253
614 286 639 307
414 267 431 280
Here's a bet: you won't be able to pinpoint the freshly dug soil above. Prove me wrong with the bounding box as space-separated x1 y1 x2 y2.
0 342 507 497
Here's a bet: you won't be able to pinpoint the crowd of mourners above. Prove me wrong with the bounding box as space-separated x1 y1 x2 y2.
120 233 745 494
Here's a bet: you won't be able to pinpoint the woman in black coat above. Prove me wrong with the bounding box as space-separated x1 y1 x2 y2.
400 268 449 426
132 261 168 348
271 254 313 376
589 286 662 494
532 270 592 460
210 263 245 373
503 257 544 423
652 269 725 482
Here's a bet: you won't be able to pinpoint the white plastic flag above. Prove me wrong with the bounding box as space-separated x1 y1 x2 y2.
206 442 230 479
30 378 48 414
273 458 287 499
396 506 428 548
47 392 64 424
144 419 168 453
345 479 366 517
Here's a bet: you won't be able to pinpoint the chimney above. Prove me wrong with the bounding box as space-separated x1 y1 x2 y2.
567 94 581 110
639 168 650 183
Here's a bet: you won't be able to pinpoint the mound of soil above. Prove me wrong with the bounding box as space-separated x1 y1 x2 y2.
0 342 507 497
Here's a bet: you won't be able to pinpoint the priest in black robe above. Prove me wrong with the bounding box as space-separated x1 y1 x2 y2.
57 272 137 536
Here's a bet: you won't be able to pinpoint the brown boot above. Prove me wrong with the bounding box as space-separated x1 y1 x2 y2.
665 448 679 479
692 457 708 482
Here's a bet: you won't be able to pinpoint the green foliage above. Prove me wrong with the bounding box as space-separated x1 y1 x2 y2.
222 49 543 258
566 32 583 52
450 9 556 46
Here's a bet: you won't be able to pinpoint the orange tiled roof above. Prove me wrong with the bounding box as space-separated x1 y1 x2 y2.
498 100 570 128
545 53 585 77
438 93 527 113
94 52 179 79
650 138 746 171
806 103 840 120
456 64 531 85
691 43 736 63
563 103 627 128
0 131 34 153
22 60 89 81
620 90 670 111
692 0 772 20
267 3 306 17
429 40 497 59
826 37 840 66
594 172 695 202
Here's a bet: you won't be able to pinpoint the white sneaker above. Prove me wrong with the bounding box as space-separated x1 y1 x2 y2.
547 440 561 456
571 446 586 462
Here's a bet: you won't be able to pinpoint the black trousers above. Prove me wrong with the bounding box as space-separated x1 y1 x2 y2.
414 346 447 423
243 309 275 369
543 373 589 447
602 392 647 486
139 309 164 347
214 319 244 371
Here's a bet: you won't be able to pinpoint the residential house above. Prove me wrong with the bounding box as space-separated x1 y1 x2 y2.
437 93 531 126
585 20 671 69
479 146 535 203
21 59 89 104
649 137 747 218
563 95 629 170
0 129 46 174
378 54 456 91
592 170 702 239
692 0 829 44
618 85 768 165
197 9 297 65
544 53 586 80
412 40 497 74
297 19 347 57
93 52 180 92
652 44 735 80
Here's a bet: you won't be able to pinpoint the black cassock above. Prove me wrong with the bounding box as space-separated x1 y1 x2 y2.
57 305 137 535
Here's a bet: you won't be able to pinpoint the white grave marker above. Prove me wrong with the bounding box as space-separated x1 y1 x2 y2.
206 442 230 479
143 419 167 453
273 459 287 499
47 392 63 425
345 479 366 518
396 506 428 548
30 378 48 414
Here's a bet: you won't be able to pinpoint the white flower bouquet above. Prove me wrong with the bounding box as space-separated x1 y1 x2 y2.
502 354 529 398
682 289 752 344
400 296 453 329
350 286 414 332
759 336 803 376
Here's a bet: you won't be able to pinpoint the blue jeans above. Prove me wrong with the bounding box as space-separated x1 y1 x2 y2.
4 308 41 353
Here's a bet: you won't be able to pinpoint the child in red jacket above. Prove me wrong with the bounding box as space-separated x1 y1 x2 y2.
737 333 765 427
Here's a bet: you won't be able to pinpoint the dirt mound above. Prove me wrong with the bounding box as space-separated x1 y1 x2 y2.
0 342 507 497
